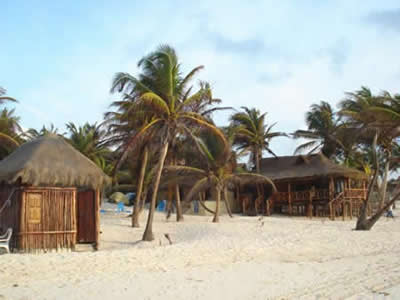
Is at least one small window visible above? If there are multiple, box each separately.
[27,193,42,224]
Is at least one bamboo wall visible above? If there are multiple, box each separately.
[18,187,77,252]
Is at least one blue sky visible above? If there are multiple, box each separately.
[1,1,400,155]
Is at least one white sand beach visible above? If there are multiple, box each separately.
[1,205,400,300]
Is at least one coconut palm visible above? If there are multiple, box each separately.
[230,107,286,172]
[0,87,17,105]
[0,88,19,154]
[163,129,276,222]
[0,108,22,159]
[25,123,64,140]
[110,45,224,241]
[105,91,159,227]
[293,101,342,158]
[339,87,400,230]
[230,107,285,214]
[66,122,111,173]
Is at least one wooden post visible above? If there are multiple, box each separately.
[308,188,313,219]
[342,202,345,221]
[19,189,26,251]
[94,189,100,250]
[72,188,77,250]
[349,199,353,220]
[288,183,292,216]
[329,177,334,220]
[236,184,240,211]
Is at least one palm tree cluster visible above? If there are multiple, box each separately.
[3,46,399,237]
[106,45,278,240]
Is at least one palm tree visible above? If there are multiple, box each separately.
[0,108,22,159]
[339,87,400,230]
[0,88,19,154]
[25,123,64,140]
[230,107,286,173]
[293,101,342,158]
[230,107,285,214]
[0,87,17,104]
[66,122,110,171]
[105,91,158,227]
[163,129,276,222]
[110,45,223,241]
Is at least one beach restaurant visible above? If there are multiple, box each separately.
[261,153,368,219]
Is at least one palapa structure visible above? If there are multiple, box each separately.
[0,135,110,252]
[260,153,368,219]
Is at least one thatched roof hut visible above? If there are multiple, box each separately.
[0,135,110,252]
[0,134,110,188]
[259,153,367,219]
[260,153,367,182]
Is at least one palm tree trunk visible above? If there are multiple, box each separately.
[139,186,148,213]
[255,148,261,174]
[255,148,265,214]
[379,151,391,208]
[132,147,148,227]
[356,131,379,230]
[223,186,233,218]
[166,184,174,219]
[175,184,184,222]
[199,193,216,214]
[213,186,221,223]
[357,189,400,230]
[142,142,169,241]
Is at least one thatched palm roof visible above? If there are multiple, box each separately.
[260,153,367,182]
[0,135,110,189]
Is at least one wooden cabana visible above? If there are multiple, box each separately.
[260,153,368,219]
[0,135,110,252]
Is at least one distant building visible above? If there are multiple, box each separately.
[260,153,368,219]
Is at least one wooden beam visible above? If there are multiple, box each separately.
[349,199,353,219]
[342,202,345,221]
[288,183,292,216]
[19,189,26,250]
[94,189,100,251]
[72,188,76,250]
[308,188,313,219]
[329,177,334,220]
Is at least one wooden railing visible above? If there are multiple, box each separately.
[344,189,365,199]
[274,189,329,203]
[314,189,329,200]
[291,191,310,202]
[274,192,288,202]
[273,188,366,206]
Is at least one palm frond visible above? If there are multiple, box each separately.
[140,92,170,115]
[227,173,276,191]
[294,140,319,155]
[183,177,213,203]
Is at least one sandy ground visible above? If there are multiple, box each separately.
[1,204,400,300]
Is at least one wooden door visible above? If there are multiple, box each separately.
[76,190,96,243]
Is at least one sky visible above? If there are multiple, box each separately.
[1,0,400,156]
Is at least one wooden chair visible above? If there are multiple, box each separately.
[0,228,12,254]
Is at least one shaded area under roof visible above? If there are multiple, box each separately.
[0,135,110,189]
[260,153,367,181]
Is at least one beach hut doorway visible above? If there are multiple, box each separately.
[76,190,96,243]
